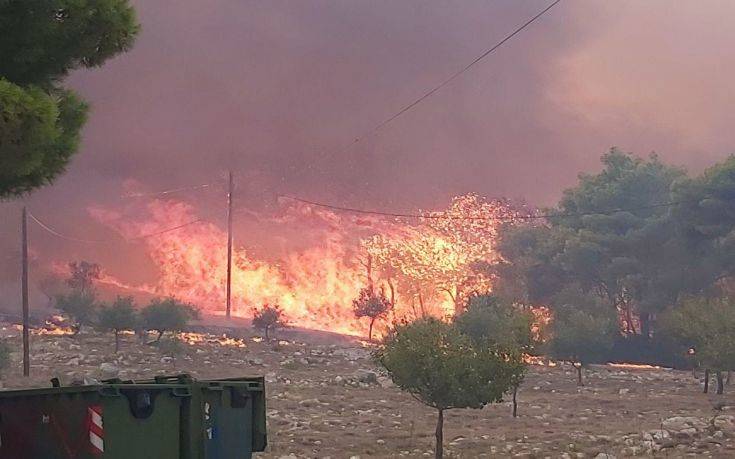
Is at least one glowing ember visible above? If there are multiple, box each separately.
[606,363,666,370]
[179,332,247,347]
[87,193,524,336]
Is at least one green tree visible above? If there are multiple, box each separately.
[455,294,533,417]
[659,296,735,394]
[55,290,98,335]
[352,287,392,342]
[141,298,199,343]
[375,318,523,459]
[498,149,689,337]
[0,0,139,198]
[547,287,617,385]
[98,296,138,353]
[252,304,287,341]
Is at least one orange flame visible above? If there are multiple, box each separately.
[87,194,522,336]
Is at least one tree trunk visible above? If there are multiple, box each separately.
[435,408,444,459]
[575,363,583,386]
[368,317,375,343]
[639,312,651,339]
[704,368,710,393]
[512,385,518,418]
[418,292,427,317]
[264,326,270,341]
[727,370,731,385]
[114,330,120,353]
[155,330,163,343]
[717,371,724,395]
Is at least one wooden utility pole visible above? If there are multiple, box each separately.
[226,171,233,319]
[21,207,29,377]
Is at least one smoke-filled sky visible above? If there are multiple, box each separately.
[3,0,735,295]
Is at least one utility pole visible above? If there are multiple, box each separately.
[21,207,29,377]
[226,171,233,319]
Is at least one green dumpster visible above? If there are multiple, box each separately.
[127,374,267,459]
[0,382,191,458]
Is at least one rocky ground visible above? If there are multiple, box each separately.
[1,323,735,458]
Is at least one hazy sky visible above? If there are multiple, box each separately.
[3,0,735,284]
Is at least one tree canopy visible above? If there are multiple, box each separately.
[0,0,139,198]
[498,149,699,338]
[376,317,524,458]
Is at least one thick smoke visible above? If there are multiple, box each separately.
[2,0,735,312]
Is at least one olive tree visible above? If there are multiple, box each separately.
[375,318,524,458]
[98,296,138,353]
[141,297,199,343]
[660,296,735,394]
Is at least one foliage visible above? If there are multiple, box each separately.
[55,290,98,334]
[0,81,87,197]
[252,304,288,340]
[375,317,524,458]
[352,287,392,341]
[376,317,521,409]
[498,149,691,337]
[140,298,199,341]
[455,294,535,352]
[547,287,617,384]
[0,0,138,198]
[66,261,102,293]
[659,296,735,375]
[98,296,138,352]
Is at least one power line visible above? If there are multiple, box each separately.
[121,183,217,199]
[279,195,693,222]
[28,211,205,244]
[324,0,562,156]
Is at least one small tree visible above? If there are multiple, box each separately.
[352,287,391,342]
[140,297,199,343]
[98,296,138,353]
[376,318,524,459]
[252,304,287,341]
[456,294,533,416]
[55,290,98,335]
[66,261,102,294]
[660,296,735,394]
[548,304,616,386]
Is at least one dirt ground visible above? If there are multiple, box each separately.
[2,323,735,458]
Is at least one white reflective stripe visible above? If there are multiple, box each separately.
[90,432,104,452]
[90,409,103,429]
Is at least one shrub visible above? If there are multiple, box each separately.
[252,304,287,341]
[352,287,392,342]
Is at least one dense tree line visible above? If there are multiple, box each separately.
[497,149,735,377]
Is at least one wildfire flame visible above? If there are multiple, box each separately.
[86,194,523,336]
